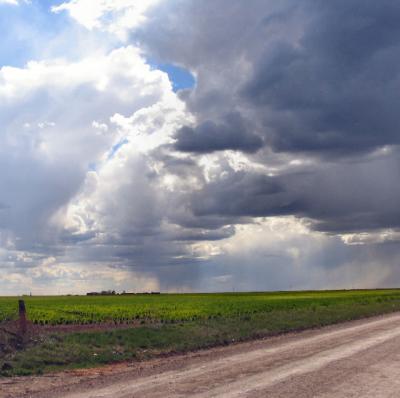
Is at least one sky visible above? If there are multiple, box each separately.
[1,0,400,295]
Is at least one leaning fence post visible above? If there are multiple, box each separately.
[18,299,27,335]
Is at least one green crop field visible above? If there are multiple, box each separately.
[2,289,400,376]
[1,289,400,325]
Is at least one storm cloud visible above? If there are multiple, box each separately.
[174,113,263,154]
[141,0,400,155]
[1,0,400,294]
[137,0,400,234]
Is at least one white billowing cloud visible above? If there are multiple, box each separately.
[61,90,196,270]
[52,0,162,39]
[0,46,166,102]
[0,37,209,293]
[341,230,400,246]
[0,45,178,254]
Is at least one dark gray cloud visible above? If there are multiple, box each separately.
[141,0,400,156]
[191,171,302,218]
[137,0,400,236]
[174,113,263,154]
[169,226,235,242]
[243,0,400,155]
[187,149,400,234]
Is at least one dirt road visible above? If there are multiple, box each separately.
[3,312,400,397]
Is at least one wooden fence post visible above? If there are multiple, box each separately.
[18,300,27,335]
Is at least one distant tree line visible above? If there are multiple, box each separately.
[86,290,160,296]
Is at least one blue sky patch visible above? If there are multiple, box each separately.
[0,0,70,67]
[154,63,196,92]
[108,138,129,160]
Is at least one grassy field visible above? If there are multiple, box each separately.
[2,290,400,325]
[1,289,400,376]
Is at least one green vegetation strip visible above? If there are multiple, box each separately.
[1,290,400,376]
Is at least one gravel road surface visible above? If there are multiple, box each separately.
[3,312,400,397]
